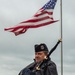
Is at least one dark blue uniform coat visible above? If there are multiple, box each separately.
[18,59,58,75]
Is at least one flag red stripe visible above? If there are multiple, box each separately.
[5,20,58,31]
[35,11,53,17]
[21,16,51,23]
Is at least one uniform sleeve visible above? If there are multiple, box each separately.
[47,62,58,75]
[18,62,35,75]
[18,70,23,75]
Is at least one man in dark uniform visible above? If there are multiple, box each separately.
[19,40,61,75]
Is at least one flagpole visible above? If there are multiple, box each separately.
[60,0,63,75]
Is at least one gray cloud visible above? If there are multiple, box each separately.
[0,0,75,75]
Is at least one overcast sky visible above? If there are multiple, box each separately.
[0,0,75,75]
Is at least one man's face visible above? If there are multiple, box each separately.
[35,51,46,62]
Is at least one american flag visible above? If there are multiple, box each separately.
[4,0,58,36]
